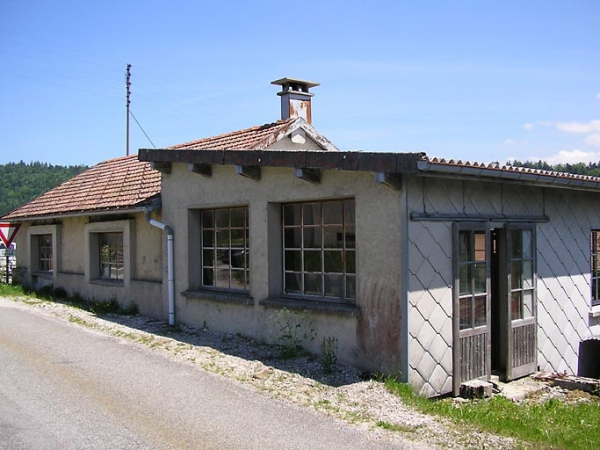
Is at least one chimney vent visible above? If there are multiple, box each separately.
[271,77,319,124]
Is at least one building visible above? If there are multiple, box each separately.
[4,78,600,396]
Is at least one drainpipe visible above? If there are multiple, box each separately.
[144,207,175,325]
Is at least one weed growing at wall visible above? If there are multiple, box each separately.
[320,336,338,373]
[274,308,316,359]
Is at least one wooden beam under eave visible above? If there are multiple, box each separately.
[295,168,321,184]
[375,172,402,190]
[150,161,172,174]
[188,163,212,177]
[235,165,261,181]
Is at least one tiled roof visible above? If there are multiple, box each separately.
[169,118,298,150]
[422,156,600,185]
[2,156,161,220]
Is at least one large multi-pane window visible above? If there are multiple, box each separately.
[458,229,487,330]
[283,199,355,302]
[201,207,249,292]
[37,234,53,272]
[592,230,600,306]
[99,233,124,280]
[509,229,535,320]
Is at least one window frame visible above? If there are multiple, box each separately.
[27,225,59,279]
[282,198,356,304]
[85,220,131,286]
[37,234,53,273]
[591,230,600,306]
[200,206,250,293]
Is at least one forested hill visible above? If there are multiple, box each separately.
[0,161,88,217]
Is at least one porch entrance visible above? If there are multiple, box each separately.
[453,223,537,395]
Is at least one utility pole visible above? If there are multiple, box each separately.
[126,64,131,156]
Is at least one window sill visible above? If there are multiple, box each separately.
[90,279,124,287]
[260,297,361,317]
[182,289,254,306]
[589,305,600,318]
[32,271,53,279]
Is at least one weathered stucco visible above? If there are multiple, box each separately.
[12,213,164,318]
[160,163,407,373]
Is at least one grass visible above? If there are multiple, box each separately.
[385,378,600,450]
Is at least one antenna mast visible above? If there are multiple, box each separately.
[126,64,131,156]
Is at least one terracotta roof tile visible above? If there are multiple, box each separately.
[169,118,297,150]
[2,156,161,220]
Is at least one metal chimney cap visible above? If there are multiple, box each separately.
[271,77,320,93]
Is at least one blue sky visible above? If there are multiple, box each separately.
[1,1,599,167]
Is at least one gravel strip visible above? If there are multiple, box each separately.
[9,296,521,449]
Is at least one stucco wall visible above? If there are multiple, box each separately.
[12,213,164,317]
[161,163,407,373]
[407,175,600,396]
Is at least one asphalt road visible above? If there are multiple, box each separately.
[0,298,418,450]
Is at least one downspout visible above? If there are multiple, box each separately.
[144,205,175,325]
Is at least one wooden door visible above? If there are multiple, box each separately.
[453,223,491,395]
[504,225,537,380]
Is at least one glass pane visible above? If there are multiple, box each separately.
[202,268,214,286]
[511,230,522,259]
[216,269,230,288]
[284,228,301,249]
[202,230,214,247]
[511,291,522,321]
[473,263,486,294]
[593,254,600,276]
[284,272,301,293]
[324,251,343,273]
[474,296,486,327]
[344,199,355,224]
[303,203,321,225]
[216,230,230,247]
[283,204,301,226]
[346,250,356,274]
[522,230,532,259]
[304,251,322,272]
[303,227,321,248]
[459,232,470,262]
[230,250,246,268]
[324,274,343,297]
[202,249,214,267]
[217,249,229,265]
[230,208,245,228]
[284,251,302,272]
[345,225,356,249]
[304,273,322,295]
[230,269,245,290]
[459,264,470,295]
[231,229,245,246]
[346,276,356,299]
[522,290,534,318]
[523,261,533,289]
[323,227,343,248]
[323,201,343,225]
[474,232,486,261]
[459,297,472,330]
[202,210,214,228]
[511,261,522,290]
[216,209,229,228]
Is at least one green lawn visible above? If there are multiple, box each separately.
[385,379,600,450]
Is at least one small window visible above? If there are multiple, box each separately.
[282,199,355,302]
[201,207,249,292]
[592,230,600,306]
[37,234,53,272]
[99,233,123,280]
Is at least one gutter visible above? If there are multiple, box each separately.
[416,160,600,192]
[144,199,175,326]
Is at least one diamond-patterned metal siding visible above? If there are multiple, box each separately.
[407,176,599,397]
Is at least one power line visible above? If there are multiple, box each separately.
[129,110,156,149]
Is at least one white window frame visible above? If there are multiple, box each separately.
[85,220,132,286]
[592,230,600,306]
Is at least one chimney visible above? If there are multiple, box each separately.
[271,77,319,124]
